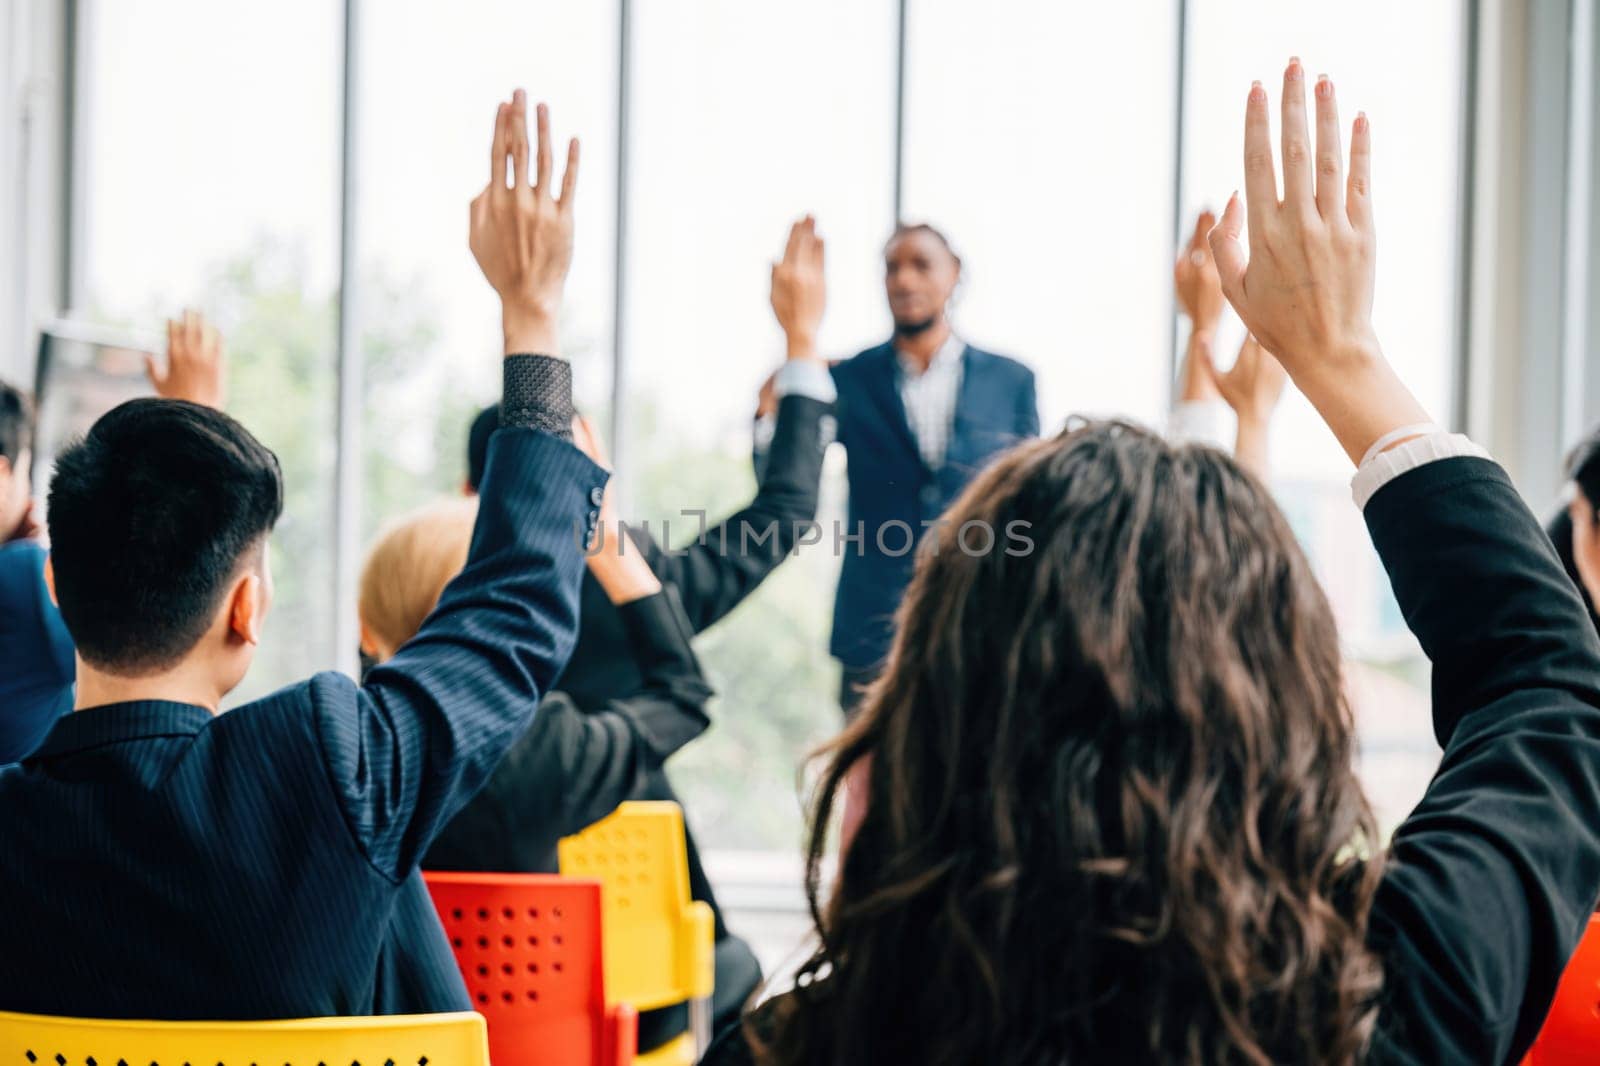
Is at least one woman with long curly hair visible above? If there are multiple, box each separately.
[704,62,1600,1065]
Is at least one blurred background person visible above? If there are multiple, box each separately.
[0,381,71,764]
[759,219,1038,716]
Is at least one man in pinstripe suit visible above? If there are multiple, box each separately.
[0,91,600,1019]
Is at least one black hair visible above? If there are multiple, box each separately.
[0,380,32,464]
[1548,425,1600,634]
[466,403,499,493]
[47,398,283,674]
[885,222,962,269]
[1570,430,1600,512]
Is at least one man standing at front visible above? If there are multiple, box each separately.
[767,220,1039,714]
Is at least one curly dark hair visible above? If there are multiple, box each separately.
[752,421,1386,1065]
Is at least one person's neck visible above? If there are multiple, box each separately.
[74,656,223,714]
[893,317,952,373]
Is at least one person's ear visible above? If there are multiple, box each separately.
[227,572,265,647]
[358,619,388,662]
[42,555,57,606]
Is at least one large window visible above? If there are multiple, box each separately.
[71,0,1468,846]
[1182,0,1467,827]
[355,0,619,535]
[623,0,899,851]
[902,0,1179,430]
[80,0,342,703]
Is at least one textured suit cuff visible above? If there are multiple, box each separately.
[502,354,574,441]
[1352,432,1490,510]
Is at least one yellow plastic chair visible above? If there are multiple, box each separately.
[559,801,715,1066]
[0,1010,489,1064]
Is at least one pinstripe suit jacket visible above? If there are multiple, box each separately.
[0,427,606,1019]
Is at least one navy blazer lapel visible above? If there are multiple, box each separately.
[947,344,987,467]
[862,342,921,461]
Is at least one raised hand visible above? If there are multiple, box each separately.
[1208,60,1431,465]
[1200,333,1287,428]
[1174,209,1224,332]
[3,500,41,544]
[1196,333,1286,480]
[147,309,226,408]
[469,90,579,357]
[770,216,827,362]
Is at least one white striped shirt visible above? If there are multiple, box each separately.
[896,332,965,469]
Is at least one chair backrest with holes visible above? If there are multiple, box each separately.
[1524,913,1600,1065]
[424,871,635,1066]
[557,801,713,1012]
[0,1010,488,1065]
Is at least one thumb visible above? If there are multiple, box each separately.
[144,352,164,389]
[1208,191,1248,308]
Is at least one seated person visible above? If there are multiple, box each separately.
[360,446,713,878]
[0,382,73,763]
[461,218,836,1046]
[0,92,607,1018]
[0,313,233,764]
[706,63,1600,1065]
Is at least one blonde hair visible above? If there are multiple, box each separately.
[358,497,478,661]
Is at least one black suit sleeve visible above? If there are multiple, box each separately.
[644,391,832,634]
[497,586,714,842]
[315,355,605,880]
[1363,457,1600,1063]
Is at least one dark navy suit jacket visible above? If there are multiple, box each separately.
[0,427,606,1019]
[0,539,75,763]
[829,341,1037,668]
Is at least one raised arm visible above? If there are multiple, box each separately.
[654,216,836,632]
[1169,211,1233,451]
[550,584,713,835]
[1199,333,1286,481]
[1207,65,1430,464]
[1215,61,1600,1063]
[319,92,606,879]
[464,559,713,848]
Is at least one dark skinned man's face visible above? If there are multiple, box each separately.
[884,230,959,333]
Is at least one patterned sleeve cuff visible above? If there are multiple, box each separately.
[501,354,574,441]
[1351,431,1491,510]
[774,359,838,404]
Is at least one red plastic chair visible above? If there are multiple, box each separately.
[426,871,636,1066]
[1524,913,1600,1064]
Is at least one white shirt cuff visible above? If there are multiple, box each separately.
[1351,431,1490,510]
[774,359,837,404]
[1168,399,1232,450]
